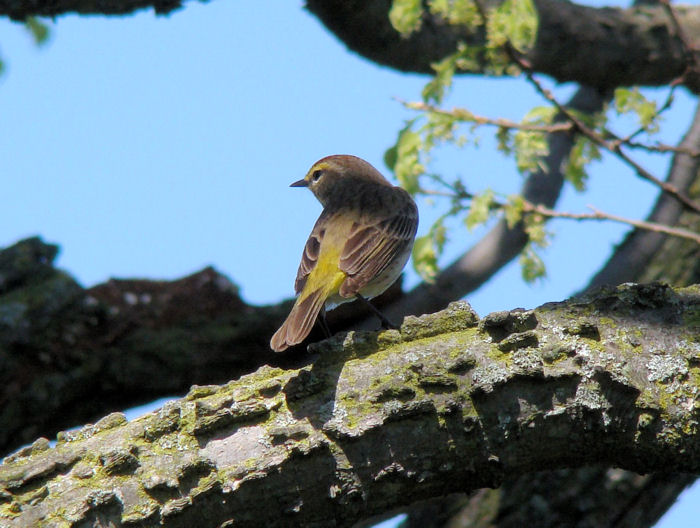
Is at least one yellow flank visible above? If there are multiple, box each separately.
[297,218,348,303]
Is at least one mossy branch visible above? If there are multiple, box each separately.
[2,283,700,527]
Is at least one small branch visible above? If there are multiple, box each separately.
[523,202,700,245]
[521,67,700,214]
[402,100,573,134]
[406,96,700,158]
[623,139,700,158]
[421,185,700,246]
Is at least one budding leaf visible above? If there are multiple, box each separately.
[387,121,425,194]
[519,244,546,282]
[514,129,548,174]
[565,137,600,191]
[429,0,480,26]
[465,189,495,230]
[504,194,525,228]
[389,0,423,35]
[613,87,660,133]
[413,234,439,282]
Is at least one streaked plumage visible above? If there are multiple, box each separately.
[270,155,418,352]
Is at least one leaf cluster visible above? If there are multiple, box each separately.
[387,0,679,285]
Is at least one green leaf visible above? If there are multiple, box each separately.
[519,244,546,282]
[389,0,423,35]
[523,214,548,247]
[484,0,538,74]
[422,53,456,104]
[423,111,458,148]
[613,87,660,133]
[523,105,556,125]
[25,17,50,46]
[388,121,425,194]
[504,194,524,228]
[564,137,601,191]
[496,126,513,155]
[412,234,439,282]
[513,129,549,174]
[487,0,538,52]
[432,217,448,253]
[465,189,495,230]
[428,0,480,26]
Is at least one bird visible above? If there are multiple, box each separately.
[270,154,419,352]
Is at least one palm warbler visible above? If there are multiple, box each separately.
[270,155,419,352]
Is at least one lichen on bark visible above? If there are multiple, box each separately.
[1,283,699,527]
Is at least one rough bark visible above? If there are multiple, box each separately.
[0,237,400,455]
[2,283,700,527]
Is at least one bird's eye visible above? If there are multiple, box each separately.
[312,169,323,182]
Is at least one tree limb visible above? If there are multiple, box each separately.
[2,283,700,527]
[0,237,310,455]
[586,101,700,290]
[306,0,700,93]
[1,1,699,92]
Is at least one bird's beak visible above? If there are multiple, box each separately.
[290,178,308,188]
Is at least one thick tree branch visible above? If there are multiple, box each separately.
[0,237,311,455]
[305,0,700,93]
[1,2,698,92]
[2,283,700,527]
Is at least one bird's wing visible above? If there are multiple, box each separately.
[338,198,418,297]
[293,209,330,295]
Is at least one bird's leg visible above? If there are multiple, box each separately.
[317,306,332,338]
[355,294,398,330]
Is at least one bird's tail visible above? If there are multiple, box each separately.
[270,288,327,352]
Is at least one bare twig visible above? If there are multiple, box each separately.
[523,202,700,245]
[422,185,700,246]
[402,100,572,134]
[624,140,700,157]
[521,68,700,214]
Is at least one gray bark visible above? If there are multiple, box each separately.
[2,283,700,527]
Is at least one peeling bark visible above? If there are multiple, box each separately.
[2,283,700,527]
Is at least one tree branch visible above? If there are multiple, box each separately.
[1,2,698,92]
[2,283,700,527]
[0,237,310,455]
[520,66,700,214]
[586,101,700,290]
[525,202,700,245]
[304,0,700,93]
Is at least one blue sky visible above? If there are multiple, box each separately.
[1,0,698,524]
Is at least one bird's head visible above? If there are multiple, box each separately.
[290,155,390,207]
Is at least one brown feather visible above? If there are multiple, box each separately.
[338,196,418,297]
[270,288,327,352]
